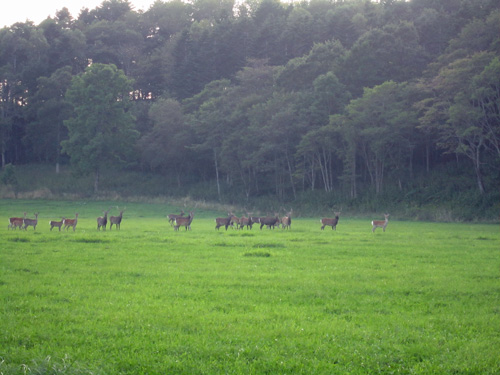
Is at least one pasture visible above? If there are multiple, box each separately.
[1,199,499,374]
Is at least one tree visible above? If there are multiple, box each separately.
[25,66,73,172]
[62,63,138,193]
[344,81,418,194]
[138,98,192,186]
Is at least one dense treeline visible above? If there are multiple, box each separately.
[1,0,499,219]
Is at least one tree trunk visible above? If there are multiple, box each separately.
[214,149,221,201]
[94,169,99,194]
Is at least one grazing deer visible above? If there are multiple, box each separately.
[321,211,341,230]
[281,209,293,230]
[109,208,125,230]
[49,217,65,231]
[259,214,280,230]
[63,213,79,231]
[97,210,110,231]
[215,213,233,231]
[8,212,26,230]
[174,212,194,231]
[372,214,390,232]
[23,213,39,230]
[168,210,185,226]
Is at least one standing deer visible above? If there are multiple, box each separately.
[174,212,194,231]
[321,211,341,230]
[8,212,26,230]
[23,213,39,230]
[230,215,241,229]
[281,209,293,230]
[372,214,390,232]
[259,214,280,230]
[249,216,260,229]
[63,213,79,231]
[50,217,65,231]
[168,210,185,226]
[109,208,125,230]
[215,213,233,231]
[97,210,110,231]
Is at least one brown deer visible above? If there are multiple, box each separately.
[109,208,125,230]
[249,216,260,229]
[174,212,194,231]
[238,216,250,230]
[372,214,390,232]
[63,213,79,231]
[281,209,293,230]
[167,210,185,226]
[321,211,341,230]
[49,217,65,231]
[230,215,241,229]
[8,212,26,230]
[215,213,233,231]
[259,214,280,230]
[97,209,110,231]
[23,213,39,230]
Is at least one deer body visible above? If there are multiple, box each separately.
[168,210,185,226]
[215,214,233,231]
[249,217,260,229]
[109,210,124,230]
[8,212,26,230]
[238,216,250,229]
[97,210,109,231]
[372,214,390,232]
[321,212,341,230]
[50,218,65,231]
[63,213,79,231]
[230,215,240,229]
[174,212,194,231]
[260,215,280,230]
[23,213,39,230]
[281,209,293,230]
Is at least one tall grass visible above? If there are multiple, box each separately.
[1,199,499,374]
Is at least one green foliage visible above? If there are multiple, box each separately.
[0,200,499,374]
[62,63,139,193]
[0,163,17,186]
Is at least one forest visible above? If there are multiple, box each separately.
[0,0,499,220]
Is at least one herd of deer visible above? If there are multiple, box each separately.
[7,208,125,232]
[8,208,390,233]
[167,209,390,232]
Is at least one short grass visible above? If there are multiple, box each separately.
[1,199,499,374]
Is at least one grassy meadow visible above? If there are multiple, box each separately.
[0,199,499,374]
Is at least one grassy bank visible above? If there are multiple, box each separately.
[1,199,499,374]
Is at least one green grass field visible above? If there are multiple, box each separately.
[1,199,499,374]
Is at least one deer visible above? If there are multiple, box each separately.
[109,208,125,230]
[63,213,79,231]
[215,213,233,231]
[249,216,260,229]
[281,208,293,230]
[259,214,280,230]
[321,211,341,230]
[97,209,110,231]
[8,212,26,230]
[174,212,194,231]
[230,215,241,229]
[49,217,65,231]
[372,214,390,232]
[23,213,39,230]
[167,210,185,226]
